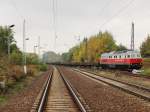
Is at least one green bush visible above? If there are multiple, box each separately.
[38,64,48,71]
[26,53,39,65]
[10,51,22,65]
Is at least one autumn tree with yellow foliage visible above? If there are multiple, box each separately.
[62,31,127,63]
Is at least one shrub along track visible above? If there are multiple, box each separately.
[59,66,150,112]
[0,66,53,112]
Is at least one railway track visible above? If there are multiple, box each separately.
[94,68,150,79]
[73,68,150,101]
[31,66,87,112]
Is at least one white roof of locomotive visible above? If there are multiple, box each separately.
[101,50,140,57]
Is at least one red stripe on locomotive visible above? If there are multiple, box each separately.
[100,58,143,65]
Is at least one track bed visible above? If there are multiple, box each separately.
[44,67,80,112]
[59,66,150,112]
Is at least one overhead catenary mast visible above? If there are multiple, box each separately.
[23,19,27,74]
[131,22,134,50]
[38,36,40,57]
[52,0,57,50]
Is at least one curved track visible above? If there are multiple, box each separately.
[73,68,150,101]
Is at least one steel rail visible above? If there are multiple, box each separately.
[37,70,53,112]
[73,68,150,101]
[101,69,150,79]
[78,69,150,92]
[57,67,87,112]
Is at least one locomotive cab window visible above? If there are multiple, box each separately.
[128,55,130,58]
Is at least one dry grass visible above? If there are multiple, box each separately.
[142,58,150,76]
[143,58,150,68]
[0,55,40,92]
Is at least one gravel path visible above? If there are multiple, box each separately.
[60,67,150,112]
[0,68,52,112]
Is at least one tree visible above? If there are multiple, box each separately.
[10,43,20,53]
[116,44,127,51]
[83,31,117,62]
[0,26,14,54]
[66,31,118,62]
[140,35,150,57]
[61,52,71,62]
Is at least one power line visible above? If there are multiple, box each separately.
[98,0,112,16]
[99,0,135,29]
[52,0,58,49]
[8,0,24,20]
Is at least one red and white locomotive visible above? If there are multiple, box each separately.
[99,50,143,69]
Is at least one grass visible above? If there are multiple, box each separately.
[144,58,150,62]
[0,76,34,105]
[0,96,7,104]
[141,68,150,76]
[0,67,43,106]
[0,56,43,105]
[7,79,26,93]
[141,58,150,76]
[0,80,26,105]
[38,64,48,71]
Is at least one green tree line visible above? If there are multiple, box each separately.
[0,26,39,65]
[140,35,150,57]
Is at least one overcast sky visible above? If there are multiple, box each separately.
[0,0,150,54]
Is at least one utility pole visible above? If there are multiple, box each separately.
[131,22,134,50]
[38,36,40,57]
[34,45,37,54]
[23,19,27,74]
[84,37,88,62]
[38,36,41,63]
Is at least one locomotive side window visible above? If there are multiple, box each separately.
[137,54,141,58]
[128,55,130,58]
[132,54,135,58]
[119,55,121,58]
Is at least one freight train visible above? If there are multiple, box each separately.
[99,50,143,69]
[51,50,143,70]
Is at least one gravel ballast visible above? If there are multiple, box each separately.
[86,69,150,88]
[60,67,150,112]
[0,69,52,112]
